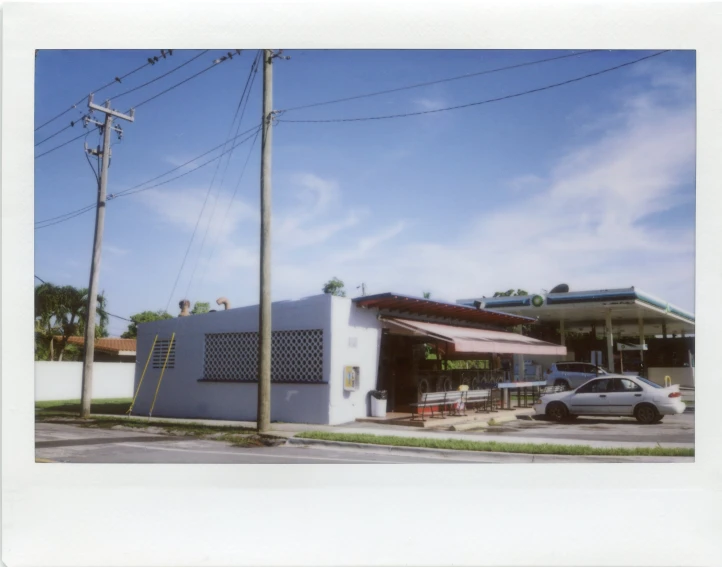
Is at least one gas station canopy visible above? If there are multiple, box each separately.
[457,287,695,336]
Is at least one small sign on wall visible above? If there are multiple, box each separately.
[343,366,360,391]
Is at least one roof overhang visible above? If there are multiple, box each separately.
[355,292,534,328]
[382,317,567,356]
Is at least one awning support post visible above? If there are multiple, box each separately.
[559,319,566,347]
[638,315,645,368]
[606,310,615,373]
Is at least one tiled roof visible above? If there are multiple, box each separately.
[53,336,136,354]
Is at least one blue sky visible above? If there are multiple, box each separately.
[34,49,696,336]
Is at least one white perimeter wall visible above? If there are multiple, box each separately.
[131,294,337,424]
[35,362,135,401]
[328,296,383,425]
[648,367,695,388]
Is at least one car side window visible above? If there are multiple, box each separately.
[566,363,582,373]
[556,363,570,372]
[576,379,612,394]
[615,378,643,392]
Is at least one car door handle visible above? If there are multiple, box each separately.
[599,395,606,398]
[634,394,642,397]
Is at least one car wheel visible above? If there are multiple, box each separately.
[652,415,664,423]
[553,379,570,391]
[546,402,568,422]
[634,404,659,424]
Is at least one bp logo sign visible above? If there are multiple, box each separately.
[531,295,544,307]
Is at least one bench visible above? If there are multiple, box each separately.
[465,389,494,413]
[410,389,496,421]
[410,391,463,421]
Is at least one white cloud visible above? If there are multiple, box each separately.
[387,80,696,310]
[331,221,407,263]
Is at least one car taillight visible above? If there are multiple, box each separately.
[668,392,681,398]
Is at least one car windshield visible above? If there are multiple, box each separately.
[637,377,663,389]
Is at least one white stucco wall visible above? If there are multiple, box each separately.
[35,362,135,401]
[647,367,695,388]
[327,296,383,425]
[130,294,340,424]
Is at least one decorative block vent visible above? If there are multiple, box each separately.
[203,329,323,382]
[152,339,176,369]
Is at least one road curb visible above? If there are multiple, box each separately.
[285,436,692,462]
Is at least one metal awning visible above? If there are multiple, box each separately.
[382,317,567,356]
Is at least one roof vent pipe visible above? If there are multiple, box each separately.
[179,299,191,317]
[216,297,231,310]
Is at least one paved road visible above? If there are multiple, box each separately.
[34,423,492,463]
[35,422,690,463]
[462,412,695,444]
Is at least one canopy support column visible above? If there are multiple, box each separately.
[559,319,566,347]
[606,310,615,373]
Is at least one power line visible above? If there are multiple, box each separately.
[34,54,159,132]
[35,127,100,159]
[34,123,263,229]
[35,204,98,230]
[280,49,600,113]
[193,127,261,296]
[112,50,210,101]
[36,52,239,160]
[185,52,262,299]
[111,126,261,200]
[35,51,209,149]
[165,54,260,313]
[280,50,670,124]
[129,55,235,111]
[34,274,131,322]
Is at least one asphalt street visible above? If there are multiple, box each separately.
[465,412,694,444]
[36,422,692,463]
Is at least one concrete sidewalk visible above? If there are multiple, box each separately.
[92,413,694,449]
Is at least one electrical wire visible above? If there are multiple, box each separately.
[34,123,262,228]
[164,54,259,312]
[36,51,208,149]
[128,55,235,111]
[111,50,210,101]
[36,52,238,160]
[192,127,261,295]
[280,50,670,123]
[184,52,262,299]
[110,126,261,200]
[280,49,600,112]
[35,57,155,132]
[34,205,98,229]
[35,127,99,159]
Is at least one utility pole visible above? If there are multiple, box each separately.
[257,50,274,433]
[80,96,134,418]
[257,50,289,433]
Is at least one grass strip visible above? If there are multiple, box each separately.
[296,431,694,457]
[36,398,133,416]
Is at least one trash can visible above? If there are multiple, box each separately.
[370,390,388,418]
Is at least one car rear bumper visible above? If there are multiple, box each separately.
[656,399,686,415]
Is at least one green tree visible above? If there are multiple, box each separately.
[322,277,346,297]
[191,301,210,315]
[422,291,431,299]
[34,283,108,361]
[121,310,173,338]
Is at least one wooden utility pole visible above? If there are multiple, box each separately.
[257,50,274,433]
[80,96,134,418]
